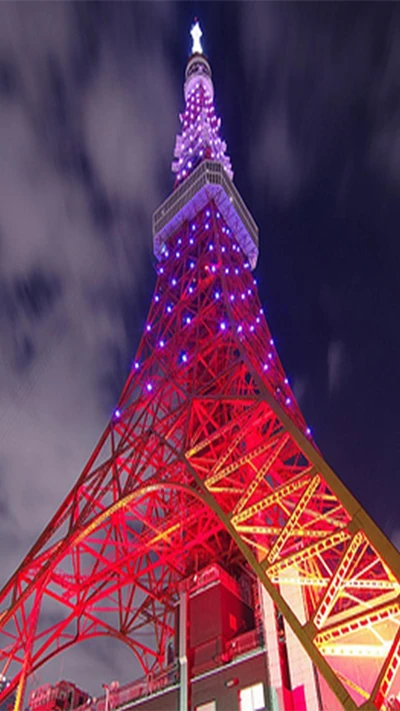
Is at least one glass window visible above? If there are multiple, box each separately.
[239,683,265,711]
[196,702,216,711]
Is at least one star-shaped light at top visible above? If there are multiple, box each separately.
[190,21,203,55]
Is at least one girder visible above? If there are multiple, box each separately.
[0,199,399,711]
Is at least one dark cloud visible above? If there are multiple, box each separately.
[0,1,179,691]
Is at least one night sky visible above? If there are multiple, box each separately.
[0,0,399,694]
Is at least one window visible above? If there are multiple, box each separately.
[239,683,265,711]
[196,702,216,711]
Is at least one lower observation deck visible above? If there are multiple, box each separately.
[153,160,259,269]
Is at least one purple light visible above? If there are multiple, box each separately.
[256,317,260,324]
[167,305,172,313]
[225,267,230,274]
[263,364,269,371]
[235,269,239,275]
[215,291,221,299]
[146,383,153,392]
[211,265,217,273]
[250,325,255,332]
[159,340,165,348]
[284,378,289,385]
[306,427,312,435]
[186,316,191,324]
[220,322,227,331]
[159,267,164,274]
[189,238,194,245]
[171,279,177,286]
[221,246,226,253]
[241,293,246,300]
[270,338,274,345]
[286,398,291,405]
[230,294,235,301]
[134,362,140,370]
[181,353,188,363]
[190,262,195,269]
[154,295,160,302]
[208,244,214,251]
[146,324,152,332]
[237,325,243,333]
[268,353,272,359]
[114,409,121,419]
[176,251,181,258]
[191,224,196,231]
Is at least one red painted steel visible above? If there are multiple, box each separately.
[0,40,399,711]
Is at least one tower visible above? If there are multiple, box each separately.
[0,20,399,711]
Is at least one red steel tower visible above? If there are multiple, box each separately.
[1,21,400,711]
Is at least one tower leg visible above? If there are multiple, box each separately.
[13,591,42,711]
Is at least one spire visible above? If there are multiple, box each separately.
[172,21,233,186]
[190,20,203,54]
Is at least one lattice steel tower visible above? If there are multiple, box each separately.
[1,22,399,711]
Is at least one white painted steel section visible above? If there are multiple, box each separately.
[280,567,322,711]
[179,589,188,711]
[258,583,284,711]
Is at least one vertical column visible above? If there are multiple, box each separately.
[258,581,285,711]
[179,588,189,711]
[279,568,322,711]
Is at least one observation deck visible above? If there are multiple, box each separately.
[153,160,259,269]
